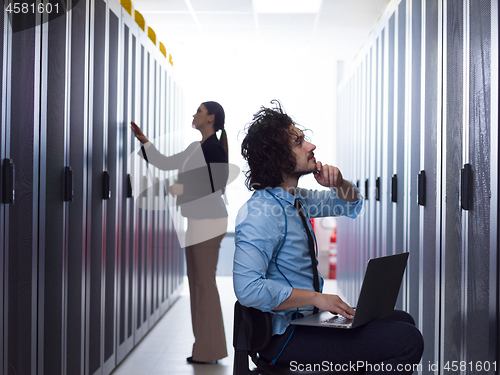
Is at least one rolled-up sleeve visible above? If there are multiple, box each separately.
[233,204,293,312]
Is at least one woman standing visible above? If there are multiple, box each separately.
[131,101,228,364]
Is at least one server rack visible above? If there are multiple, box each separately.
[337,0,499,374]
[441,0,498,371]
[1,0,185,373]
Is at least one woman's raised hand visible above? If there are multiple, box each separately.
[130,121,149,144]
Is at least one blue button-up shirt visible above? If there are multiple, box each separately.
[233,186,363,335]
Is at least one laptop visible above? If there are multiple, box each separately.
[289,252,409,329]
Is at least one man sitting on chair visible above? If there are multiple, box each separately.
[233,101,423,374]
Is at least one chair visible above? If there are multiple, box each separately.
[233,301,352,375]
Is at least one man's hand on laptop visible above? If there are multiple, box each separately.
[274,289,355,319]
[314,293,355,319]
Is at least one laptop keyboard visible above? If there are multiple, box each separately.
[322,315,353,324]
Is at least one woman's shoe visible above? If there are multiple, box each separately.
[186,356,218,365]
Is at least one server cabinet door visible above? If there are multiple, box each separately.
[465,0,497,368]
[6,11,40,375]
[176,84,184,290]
[352,69,362,302]
[363,52,372,295]
[127,26,138,353]
[167,80,177,295]
[142,48,152,335]
[87,0,107,373]
[172,83,183,292]
[103,3,120,374]
[40,8,70,375]
[147,54,158,328]
[393,0,407,311]
[116,10,135,364]
[134,41,148,344]
[369,42,379,262]
[156,65,166,314]
[377,30,386,259]
[66,0,91,374]
[385,13,396,261]
[357,56,369,303]
[167,74,175,300]
[157,65,169,314]
[441,0,466,368]
[418,1,442,372]
[406,0,422,329]
[162,71,174,311]
[352,67,362,303]
[337,70,359,303]
[150,56,161,326]
[132,39,144,346]
[155,59,165,322]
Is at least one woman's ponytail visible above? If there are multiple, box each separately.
[220,128,229,162]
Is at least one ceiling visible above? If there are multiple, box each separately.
[131,0,390,61]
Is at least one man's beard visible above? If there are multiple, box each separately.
[293,165,317,179]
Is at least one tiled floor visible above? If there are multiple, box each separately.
[111,276,342,375]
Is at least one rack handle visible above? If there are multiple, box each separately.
[2,159,15,205]
[461,164,472,210]
[126,174,133,198]
[391,174,397,203]
[418,170,426,206]
[63,166,74,202]
[103,171,111,200]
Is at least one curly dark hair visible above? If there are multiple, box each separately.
[241,100,304,190]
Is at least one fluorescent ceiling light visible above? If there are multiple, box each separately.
[253,0,322,14]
